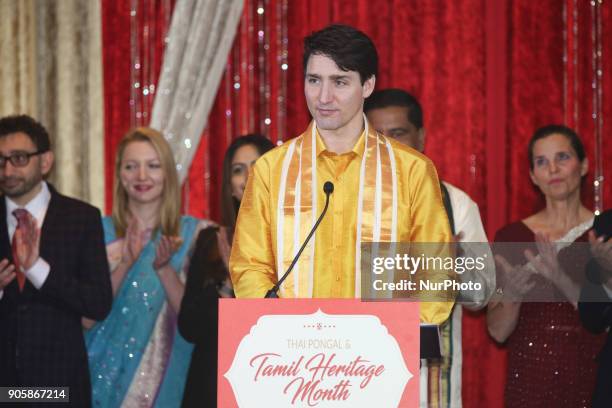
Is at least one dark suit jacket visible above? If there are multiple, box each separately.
[0,184,112,407]
[579,209,612,407]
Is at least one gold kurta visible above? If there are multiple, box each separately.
[229,123,454,324]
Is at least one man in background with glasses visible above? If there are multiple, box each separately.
[0,115,111,407]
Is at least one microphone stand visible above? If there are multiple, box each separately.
[265,182,334,298]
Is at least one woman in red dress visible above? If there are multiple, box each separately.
[487,125,604,407]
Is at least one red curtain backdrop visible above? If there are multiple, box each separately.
[101,0,132,212]
[100,4,612,241]
[101,0,176,213]
[284,0,488,210]
[506,0,612,221]
[101,1,612,407]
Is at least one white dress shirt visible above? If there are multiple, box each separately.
[0,182,51,299]
[444,181,496,307]
[420,182,494,408]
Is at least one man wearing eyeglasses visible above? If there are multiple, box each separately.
[0,115,111,407]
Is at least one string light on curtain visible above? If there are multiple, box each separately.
[592,0,604,213]
[257,0,271,135]
[562,0,580,128]
[129,0,141,126]
[192,0,288,221]
[469,154,477,181]
[221,0,288,144]
[277,0,288,144]
[140,1,150,122]
[129,0,173,128]
[563,0,605,213]
[562,1,569,124]
[247,0,255,132]
[572,0,579,127]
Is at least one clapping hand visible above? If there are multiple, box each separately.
[453,231,465,242]
[523,232,562,282]
[14,211,40,270]
[495,254,536,301]
[0,259,16,290]
[121,217,145,267]
[153,236,179,270]
[453,231,465,257]
[525,232,579,305]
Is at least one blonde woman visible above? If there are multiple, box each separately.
[86,128,206,407]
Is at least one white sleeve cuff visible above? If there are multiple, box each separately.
[25,258,50,289]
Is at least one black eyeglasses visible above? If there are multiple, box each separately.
[0,151,46,168]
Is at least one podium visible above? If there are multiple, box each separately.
[218,299,438,407]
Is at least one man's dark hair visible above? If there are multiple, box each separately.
[364,89,424,129]
[303,24,378,84]
[0,114,51,152]
[528,124,585,170]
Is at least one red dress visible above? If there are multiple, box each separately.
[495,221,604,408]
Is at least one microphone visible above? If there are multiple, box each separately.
[265,181,334,298]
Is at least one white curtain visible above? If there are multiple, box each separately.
[0,0,105,209]
[150,0,244,183]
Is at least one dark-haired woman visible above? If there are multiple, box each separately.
[487,125,604,407]
[178,134,274,407]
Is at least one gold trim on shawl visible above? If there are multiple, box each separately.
[277,117,398,298]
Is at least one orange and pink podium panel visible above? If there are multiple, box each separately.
[218,299,420,407]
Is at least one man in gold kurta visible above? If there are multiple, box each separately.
[229,24,454,324]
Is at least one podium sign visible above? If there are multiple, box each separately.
[218,299,419,407]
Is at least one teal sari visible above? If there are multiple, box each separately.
[86,216,200,407]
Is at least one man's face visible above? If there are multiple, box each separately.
[366,105,424,152]
[0,132,52,203]
[304,53,375,134]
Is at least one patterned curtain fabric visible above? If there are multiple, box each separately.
[150,0,244,184]
[0,0,105,210]
[0,0,37,116]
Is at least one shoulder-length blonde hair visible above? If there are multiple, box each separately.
[112,127,181,238]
